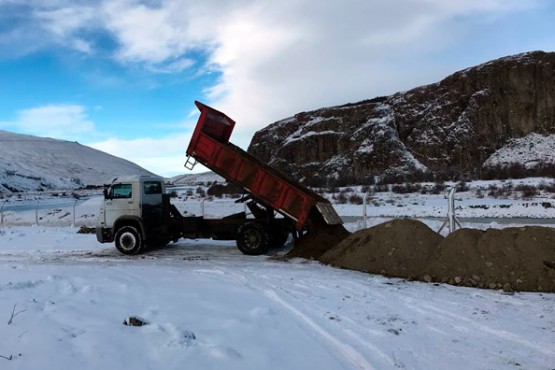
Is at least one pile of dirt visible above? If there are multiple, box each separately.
[427,227,555,292]
[319,219,443,279]
[291,218,555,293]
[287,223,350,260]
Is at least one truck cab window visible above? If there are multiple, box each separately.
[144,181,162,194]
[110,183,132,198]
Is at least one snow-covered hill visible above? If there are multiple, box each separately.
[0,130,156,193]
[169,171,225,186]
[484,132,555,169]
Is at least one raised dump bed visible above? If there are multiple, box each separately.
[186,101,342,230]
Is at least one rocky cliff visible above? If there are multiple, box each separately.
[248,51,555,184]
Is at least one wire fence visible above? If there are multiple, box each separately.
[0,198,97,227]
[1,190,554,232]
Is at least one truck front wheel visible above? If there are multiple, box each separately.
[115,226,144,255]
[236,222,270,255]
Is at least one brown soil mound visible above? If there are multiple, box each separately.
[428,226,555,292]
[287,223,350,260]
[315,219,555,292]
[320,219,443,279]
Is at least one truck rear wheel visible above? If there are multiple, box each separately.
[236,222,270,255]
[115,226,144,255]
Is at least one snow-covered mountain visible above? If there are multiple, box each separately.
[168,171,224,186]
[0,130,156,193]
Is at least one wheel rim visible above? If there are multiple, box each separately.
[120,232,137,251]
[243,229,262,250]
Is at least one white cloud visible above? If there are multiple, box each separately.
[87,133,195,177]
[1,104,96,140]
[102,1,185,63]
[33,5,96,53]
[200,0,543,133]
[1,0,548,153]
[91,0,545,148]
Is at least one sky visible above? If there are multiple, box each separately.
[0,0,554,177]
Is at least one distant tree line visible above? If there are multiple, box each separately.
[298,161,555,187]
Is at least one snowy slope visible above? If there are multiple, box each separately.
[484,132,555,168]
[0,130,156,192]
[169,171,225,186]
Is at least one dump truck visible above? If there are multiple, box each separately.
[96,101,343,255]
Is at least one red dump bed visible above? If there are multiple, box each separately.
[186,101,342,230]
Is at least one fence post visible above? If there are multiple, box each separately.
[438,188,462,234]
[448,187,455,232]
[0,202,5,226]
[35,200,40,226]
[72,200,77,227]
[362,190,369,229]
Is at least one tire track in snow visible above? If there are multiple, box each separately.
[402,297,555,357]
[263,288,379,370]
[224,268,402,370]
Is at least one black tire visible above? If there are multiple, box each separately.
[236,222,271,255]
[115,226,144,255]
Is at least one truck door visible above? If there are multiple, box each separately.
[141,180,164,229]
[104,182,140,226]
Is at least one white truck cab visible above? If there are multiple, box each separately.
[96,175,167,254]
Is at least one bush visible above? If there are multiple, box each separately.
[538,181,555,193]
[391,183,422,194]
[360,185,372,194]
[456,181,470,192]
[196,186,207,197]
[327,185,340,194]
[431,182,446,194]
[333,190,348,204]
[487,184,514,198]
[515,184,539,198]
[506,163,527,179]
[206,183,242,198]
[481,161,555,180]
[373,184,389,193]
[349,194,363,205]
[536,162,555,178]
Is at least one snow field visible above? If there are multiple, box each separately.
[1,179,555,369]
[0,228,554,370]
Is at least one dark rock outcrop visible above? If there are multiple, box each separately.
[248,51,555,184]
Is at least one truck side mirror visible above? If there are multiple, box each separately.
[103,188,111,199]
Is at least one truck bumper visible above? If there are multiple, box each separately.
[96,227,114,243]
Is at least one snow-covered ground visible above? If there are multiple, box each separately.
[1,183,554,369]
[1,227,554,370]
